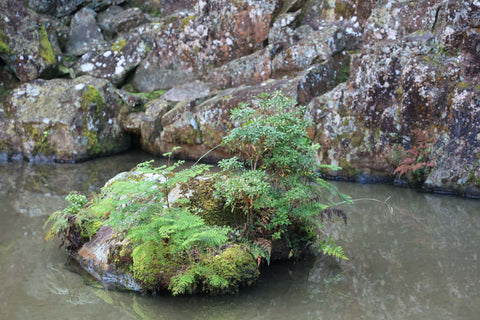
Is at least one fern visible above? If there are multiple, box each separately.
[320,236,349,260]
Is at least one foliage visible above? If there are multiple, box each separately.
[394,129,434,179]
[320,236,349,260]
[216,91,351,261]
[44,192,100,248]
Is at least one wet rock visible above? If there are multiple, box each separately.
[7,75,130,162]
[75,35,147,86]
[66,7,105,56]
[0,0,59,82]
[75,225,141,291]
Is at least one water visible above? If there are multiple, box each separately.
[1,152,479,320]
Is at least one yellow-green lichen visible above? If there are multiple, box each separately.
[85,130,102,154]
[111,38,127,54]
[180,15,195,30]
[81,85,105,117]
[0,28,11,54]
[39,25,56,64]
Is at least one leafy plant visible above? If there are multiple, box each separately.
[394,129,434,179]
[216,91,351,261]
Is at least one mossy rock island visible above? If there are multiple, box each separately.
[45,92,350,295]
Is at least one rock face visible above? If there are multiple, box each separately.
[0,0,479,196]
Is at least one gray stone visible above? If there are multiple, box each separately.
[66,7,105,56]
[75,35,147,86]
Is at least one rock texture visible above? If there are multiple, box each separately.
[0,0,479,196]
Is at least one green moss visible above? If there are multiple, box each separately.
[0,29,11,54]
[183,178,241,227]
[127,90,167,102]
[193,45,200,55]
[81,85,105,117]
[334,1,355,19]
[180,15,195,30]
[39,25,56,64]
[338,158,358,179]
[455,82,473,90]
[85,130,102,154]
[396,85,404,96]
[111,38,127,54]
[350,131,365,148]
[201,245,259,294]
[131,242,183,291]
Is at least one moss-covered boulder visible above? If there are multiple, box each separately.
[6,75,130,162]
[47,165,265,295]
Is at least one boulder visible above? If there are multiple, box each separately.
[75,35,147,86]
[66,7,105,56]
[0,0,59,82]
[7,75,130,162]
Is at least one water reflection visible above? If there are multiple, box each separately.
[0,153,479,320]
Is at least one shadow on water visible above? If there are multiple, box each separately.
[1,152,479,320]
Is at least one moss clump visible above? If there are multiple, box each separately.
[131,242,183,292]
[183,177,242,227]
[111,38,127,54]
[39,25,56,64]
[0,29,11,54]
[81,85,105,117]
[201,245,259,294]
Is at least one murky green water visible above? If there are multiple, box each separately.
[1,152,479,320]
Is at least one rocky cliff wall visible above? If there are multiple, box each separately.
[0,0,479,197]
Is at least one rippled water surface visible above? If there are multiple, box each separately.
[1,152,479,320]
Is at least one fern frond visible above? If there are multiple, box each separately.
[320,236,349,260]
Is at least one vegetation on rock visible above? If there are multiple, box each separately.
[45,92,351,295]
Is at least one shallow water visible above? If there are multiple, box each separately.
[1,152,479,320]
